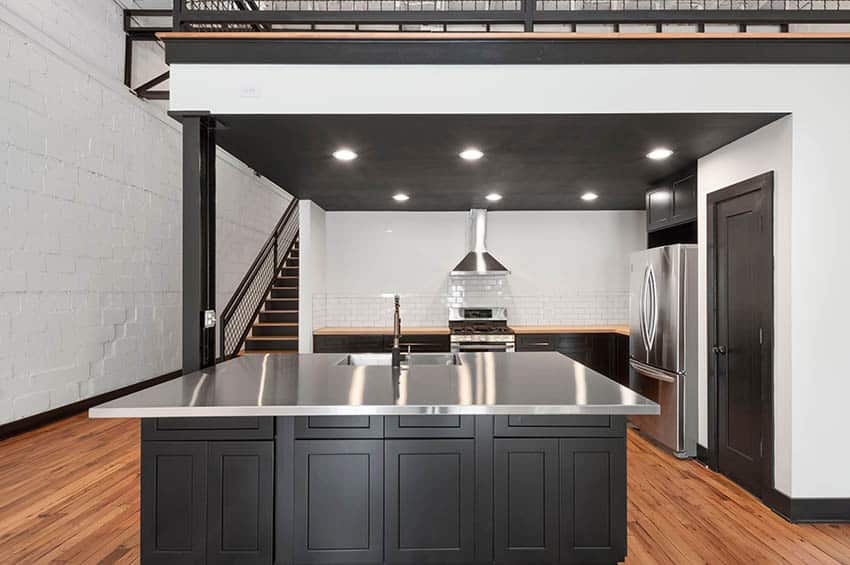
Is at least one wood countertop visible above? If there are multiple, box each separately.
[511,325,630,336]
[314,327,450,336]
[314,326,629,336]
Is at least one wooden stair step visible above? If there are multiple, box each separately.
[245,336,298,341]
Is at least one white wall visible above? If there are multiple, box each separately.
[324,212,466,295]
[320,210,644,326]
[170,63,850,498]
[325,210,645,295]
[298,201,326,352]
[0,1,290,425]
[697,116,793,495]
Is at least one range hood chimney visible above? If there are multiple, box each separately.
[450,209,510,276]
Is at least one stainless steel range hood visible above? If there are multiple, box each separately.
[450,209,510,276]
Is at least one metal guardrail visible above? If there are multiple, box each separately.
[173,0,850,31]
[219,199,299,360]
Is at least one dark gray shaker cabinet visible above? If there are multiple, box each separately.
[142,415,627,565]
[140,419,274,565]
[293,439,384,564]
[384,439,476,563]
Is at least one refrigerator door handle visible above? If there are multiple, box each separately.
[648,265,658,350]
[640,266,652,352]
[630,359,678,384]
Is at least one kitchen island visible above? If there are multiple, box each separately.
[90,352,657,565]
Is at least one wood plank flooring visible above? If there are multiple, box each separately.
[1,414,848,564]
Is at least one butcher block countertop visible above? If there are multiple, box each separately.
[314,327,451,335]
[314,326,629,336]
[511,325,630,337]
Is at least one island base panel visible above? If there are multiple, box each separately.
[140,415,627,565]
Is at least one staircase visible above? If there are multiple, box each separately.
[243,238,300,354]
[219,199,299,361]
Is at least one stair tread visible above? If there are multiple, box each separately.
[254,322,298,327]
[245,335,298,341]
[272,287,298,291]
[240,350,299,355]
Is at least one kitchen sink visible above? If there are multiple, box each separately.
[336,353,462,367]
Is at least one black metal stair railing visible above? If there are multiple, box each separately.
[174,0,850,32]
[219,198,299,361]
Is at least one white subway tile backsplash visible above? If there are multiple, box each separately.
[314,274,629,327]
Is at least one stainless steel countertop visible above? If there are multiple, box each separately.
[88,352,660,418]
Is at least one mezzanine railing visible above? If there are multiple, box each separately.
[173,0,850,32]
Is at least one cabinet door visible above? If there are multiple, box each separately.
[494,415,619,438]
[646,187,673,231]
[385,415,474,438]
[493,439,559,564]
[207,442,274,565]
[670,173,697,225]
[385,440,476,564]
[141,441,207,564]
[515,334,556,352]
[294,440,383,564]
[555,334,595,367]
[392,334,451,353]
[313,335,385,353]
[143,417,273,441]
[560,438,627,564]
[295,415,383,439]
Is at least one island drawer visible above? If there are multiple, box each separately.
[141,417,274,440]
[384,415,474,438]
[494,415,625,438]
[295,416,384,439]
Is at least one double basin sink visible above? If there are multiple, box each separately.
[336,353,462,367]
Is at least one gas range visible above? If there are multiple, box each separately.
[449,307,516,352]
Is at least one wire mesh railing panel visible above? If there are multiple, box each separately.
[534,0,850,9]
[220,201,299,360]
[186,0,523,10]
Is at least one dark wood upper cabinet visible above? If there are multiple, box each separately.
[647,171,698,233]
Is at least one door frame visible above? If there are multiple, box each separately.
[706,171,775,499]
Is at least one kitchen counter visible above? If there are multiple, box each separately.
[313,326,629,336]
[511,325,630,336]
[89,351,656,418]
[97,351,656,565]
[314,326,450,335]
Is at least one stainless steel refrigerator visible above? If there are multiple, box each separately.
[628,244,698,458]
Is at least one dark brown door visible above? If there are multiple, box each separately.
[708,172,773,498]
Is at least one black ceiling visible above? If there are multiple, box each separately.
[214,113,784,211]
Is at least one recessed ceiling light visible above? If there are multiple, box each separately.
[485,193,502,202]
[581,192,599,202]
[332,148,358,161]
[393,193,410,202]
[459,148,484,161]
[647,147,674,161]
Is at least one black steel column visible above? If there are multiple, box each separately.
[182,115,216,373]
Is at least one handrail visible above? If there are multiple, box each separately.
[174,1,850,32]
[219,198,299,361]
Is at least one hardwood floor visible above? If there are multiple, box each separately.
[1,414,848,564]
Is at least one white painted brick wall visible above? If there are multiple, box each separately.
[0,1,291,425]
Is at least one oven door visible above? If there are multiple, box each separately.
[451,339,515,353]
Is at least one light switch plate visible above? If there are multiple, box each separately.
[204,309,217,329]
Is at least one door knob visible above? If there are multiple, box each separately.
[713,345,727,355]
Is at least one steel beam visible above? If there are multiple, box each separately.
[182,115,216,373]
